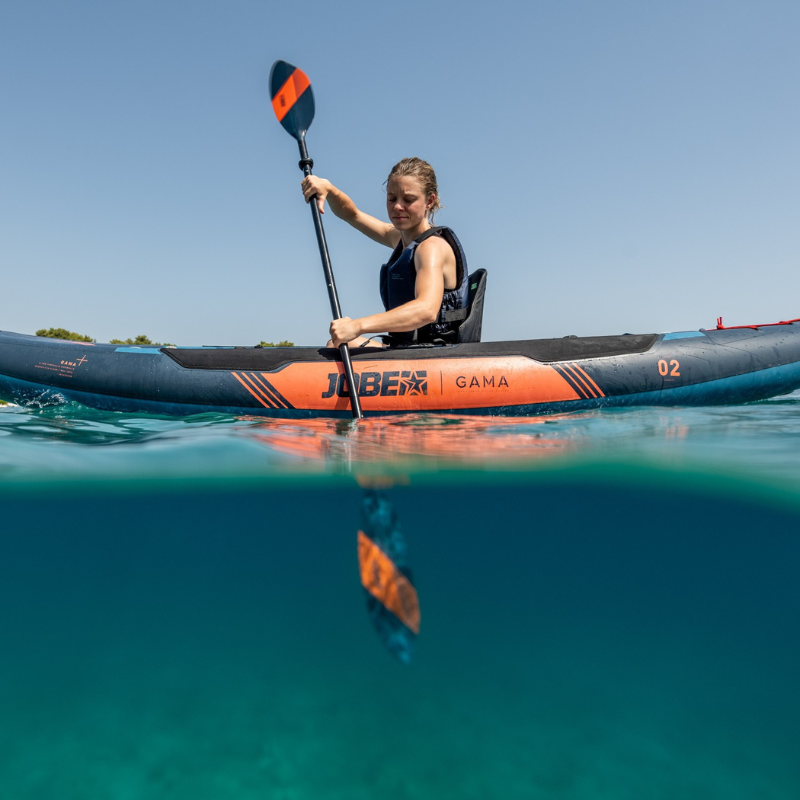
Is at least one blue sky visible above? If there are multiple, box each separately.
[1,1,798,345]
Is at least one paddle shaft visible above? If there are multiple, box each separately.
[297,136,363,419]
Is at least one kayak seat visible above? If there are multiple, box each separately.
[455,269,487,343]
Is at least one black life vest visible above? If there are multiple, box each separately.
[379,226,469,344]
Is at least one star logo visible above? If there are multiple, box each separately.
[400,370,428,396]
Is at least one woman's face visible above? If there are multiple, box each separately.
[386,175,434,231]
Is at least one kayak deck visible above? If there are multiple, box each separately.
[162,333,660,371]
[1,325,799,417]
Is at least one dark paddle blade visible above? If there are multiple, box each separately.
[358,489,419,663]
[269,60,315,140]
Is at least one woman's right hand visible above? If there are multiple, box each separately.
[301,176,332,214]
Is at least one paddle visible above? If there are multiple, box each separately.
[269,60,363,420]
[357,482,419,663]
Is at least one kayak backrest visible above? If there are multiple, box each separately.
[456,269,488,343]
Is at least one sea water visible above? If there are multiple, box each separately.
[1,395,799,799]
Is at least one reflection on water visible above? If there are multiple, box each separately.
[4,392,800,483]
[245,414,573,469]
[357,486,419,663]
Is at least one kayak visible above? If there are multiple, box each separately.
[1,320,800,417]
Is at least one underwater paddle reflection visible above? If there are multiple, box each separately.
[357,483,419,663]
[241,414,572,662]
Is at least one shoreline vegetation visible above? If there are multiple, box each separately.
[33,328,293,348]
[36,327,93,342]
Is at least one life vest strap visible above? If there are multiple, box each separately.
[441,307,469,323]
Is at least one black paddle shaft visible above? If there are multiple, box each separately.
[297,135,363,419]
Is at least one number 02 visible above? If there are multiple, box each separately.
[658,359,680,377]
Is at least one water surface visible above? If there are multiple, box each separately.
[1,395,799,798]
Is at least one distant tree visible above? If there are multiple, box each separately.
[109,335,155,345]
[109,335,176,346]
[259,340,294,347]
[36,327,94,342]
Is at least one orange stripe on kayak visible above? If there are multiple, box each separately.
[250,372,288,409]
[562,363,597,398]
[571,363,605,397]
[232,372,270,408]
[240,372,278,408]
[358,530,420,635]
[263,357,582,412]
[272,68,311,122]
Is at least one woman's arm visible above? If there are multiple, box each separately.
[301,176,398,248]
[329,237,452,346]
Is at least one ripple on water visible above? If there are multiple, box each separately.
[1,390,800,485]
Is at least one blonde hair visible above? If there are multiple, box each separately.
[385,157,441,222]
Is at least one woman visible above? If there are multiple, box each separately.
[301,157,469,347]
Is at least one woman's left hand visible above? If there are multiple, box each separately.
[330,317,362,347]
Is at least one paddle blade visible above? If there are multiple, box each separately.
[358,489,419,663]
[269,60,315,139]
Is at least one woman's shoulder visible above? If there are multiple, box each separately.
[414,231,456,261]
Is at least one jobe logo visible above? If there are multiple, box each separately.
[322,370,428,398]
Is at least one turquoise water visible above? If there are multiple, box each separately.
[1,394,800,798]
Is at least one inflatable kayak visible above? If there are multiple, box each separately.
[1,320,800,417]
